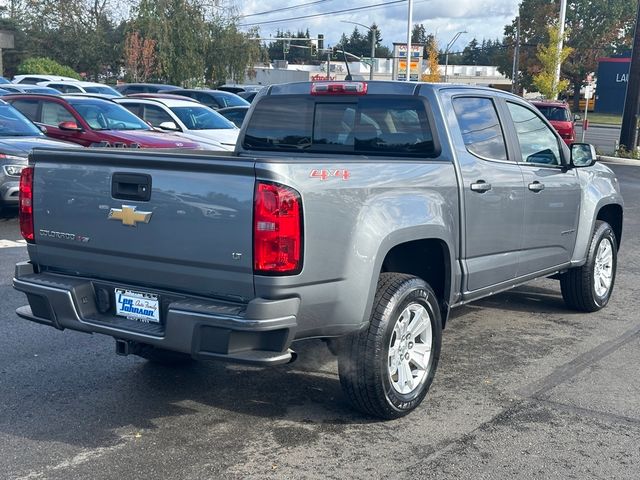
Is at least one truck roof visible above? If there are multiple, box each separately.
[262,81,515,98]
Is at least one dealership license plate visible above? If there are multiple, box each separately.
[115,289,160,323]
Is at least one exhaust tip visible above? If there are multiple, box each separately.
[287,349,298,364]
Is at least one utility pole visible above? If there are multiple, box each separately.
[511,14,520,94]
[620,0,640,151]
[553,0,568,100]
[406,0,413,82]
[327,50,331,80]
[369,27,376,81]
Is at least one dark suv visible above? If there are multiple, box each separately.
[530,100,577,145]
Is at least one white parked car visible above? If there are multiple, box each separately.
[38,81,122,97]
[12,74,80,85]
[114,97,239,151]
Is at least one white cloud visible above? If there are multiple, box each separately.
[237,0,521,52]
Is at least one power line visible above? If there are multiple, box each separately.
[239,0,408,28]
[241,0,337,19]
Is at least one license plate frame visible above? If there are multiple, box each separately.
[115,288,160,324]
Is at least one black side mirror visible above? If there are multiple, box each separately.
[570,142,597,168]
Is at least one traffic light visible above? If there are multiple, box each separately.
[311,41,317,57]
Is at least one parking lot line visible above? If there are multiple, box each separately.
[0,239,26,248]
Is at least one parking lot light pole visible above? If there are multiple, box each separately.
[444,31,466,83]
[341,20,377,80]
[554,0,568,100]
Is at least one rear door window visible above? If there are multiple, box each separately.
[452,97,508,161]
[244,96,437,157]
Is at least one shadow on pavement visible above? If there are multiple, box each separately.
[0,338,375,449]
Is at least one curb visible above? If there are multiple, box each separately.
[577,123,621,130]
[597,155,640,166]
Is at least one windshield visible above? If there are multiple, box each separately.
[214,92,249,108]
[69,99,151,130]
[171,106,236,130]
[0,104,43,137]
[84,85,122,96]
[535,105,571,122]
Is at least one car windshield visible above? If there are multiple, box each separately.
[84,85,122,96]
[171,106,236,130]
[213,92,249,108]
[69,99,151,130]
[536,105,571,122]
[0,104,43,137]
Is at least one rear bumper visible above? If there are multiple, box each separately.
[13,262,299,365]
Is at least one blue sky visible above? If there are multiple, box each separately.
[236,0,523,53]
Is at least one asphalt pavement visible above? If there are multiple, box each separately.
[578,124,621,155]
[1,162,639,479]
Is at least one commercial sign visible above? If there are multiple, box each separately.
[392,43,423,81]
[594,56,630,114]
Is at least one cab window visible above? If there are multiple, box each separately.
[244,96,437,157]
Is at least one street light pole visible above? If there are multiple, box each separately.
[554,0,568,99]
[340,20,377,80]
[444,31,466,82]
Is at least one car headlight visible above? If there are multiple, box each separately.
[2,165,26,176]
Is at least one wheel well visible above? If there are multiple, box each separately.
[381,239,450,325]
[596,204,623,249]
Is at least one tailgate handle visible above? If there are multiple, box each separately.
[112,173,152,201]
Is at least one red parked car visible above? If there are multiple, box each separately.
[530,100,578,145]
[4,94,201,149]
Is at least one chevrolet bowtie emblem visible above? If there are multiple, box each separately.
[108,205,152,226]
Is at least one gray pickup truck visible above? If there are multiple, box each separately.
[13,82,623,419]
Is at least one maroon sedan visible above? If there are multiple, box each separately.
[5,94,201,149]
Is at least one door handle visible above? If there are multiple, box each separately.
[470,180,492,193]
[112,173,152,201]
[528,181,545,192]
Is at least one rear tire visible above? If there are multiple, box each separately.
[338,273,442,419]
[135,345,194,365]
[560,220,617,312]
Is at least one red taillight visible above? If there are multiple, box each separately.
[254,182,303,274]
[311,82,368,95]
[19,166,34,242]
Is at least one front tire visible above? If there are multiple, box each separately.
[560,220,617,312]
[338,273,442,419]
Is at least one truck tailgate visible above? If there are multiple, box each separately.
[28,149,255,301]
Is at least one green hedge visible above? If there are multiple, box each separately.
[17,57,81,79]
